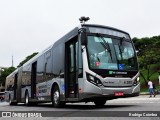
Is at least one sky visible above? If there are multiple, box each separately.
[0,0,160,67]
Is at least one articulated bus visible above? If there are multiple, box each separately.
[5,24,140,107]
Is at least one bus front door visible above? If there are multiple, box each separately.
[65,37,79,98]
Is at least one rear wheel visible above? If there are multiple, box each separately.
[94,99,106,106]
[9,95,17,105]
[52,86,65,108]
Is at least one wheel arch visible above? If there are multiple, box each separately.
[51,82,59,95]
[25,89,29,96]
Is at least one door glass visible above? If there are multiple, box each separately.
[69,44,74,73]
[68,42,75,97]
[65,36,82,98]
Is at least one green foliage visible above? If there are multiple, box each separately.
[0,67,16,86]
[133,35,160,87]
[0,52,38,87]
[17,52,38,67]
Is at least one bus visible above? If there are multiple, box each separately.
[5,23,140,107]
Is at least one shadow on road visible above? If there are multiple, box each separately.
[12,103,137,110]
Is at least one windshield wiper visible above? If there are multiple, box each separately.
[96,33,113,61]
[118,37,126,60]
[118,43,123,60]
[120,37,125,45]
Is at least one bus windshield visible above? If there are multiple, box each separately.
[87,35,138,71]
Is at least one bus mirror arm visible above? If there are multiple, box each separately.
[79,27,87,45]
[81,46,86,52]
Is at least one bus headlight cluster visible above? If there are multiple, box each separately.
[86,73,103,87]
[133,77,140,86]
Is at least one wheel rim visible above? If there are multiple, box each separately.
[25,94,29,105]
[53,90,59,105]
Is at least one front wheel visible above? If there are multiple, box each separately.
[94,99,106,106]
[52,86,65,108]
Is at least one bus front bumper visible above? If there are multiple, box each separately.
[80,81,140,100]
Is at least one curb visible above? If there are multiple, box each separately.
[140,92,160,95]
[140,92,149,95]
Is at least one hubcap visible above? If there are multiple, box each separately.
[54,90,59,105]
[26,94,28,104]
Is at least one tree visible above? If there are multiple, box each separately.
[17,52,38,67]
[0,52,38,87]
[133,36,160,85]
[0,67,16,86]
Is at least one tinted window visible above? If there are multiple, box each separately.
[44,50,53,80]
[52,44,65,77]
[37,55,44,83]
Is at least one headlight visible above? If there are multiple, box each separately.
[86,73,103,87]
[133,77,140,86]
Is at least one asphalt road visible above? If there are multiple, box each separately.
[0,95,160,120]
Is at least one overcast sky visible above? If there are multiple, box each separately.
[0,0,160,67]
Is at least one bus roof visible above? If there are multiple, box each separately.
[82,24,129,35]
[22,24,130,67]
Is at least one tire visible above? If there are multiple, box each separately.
[94,99,106,106]
[25,91,30,106]
[9,95,17,105]
[52,86,65,108]
[9,95,13,105]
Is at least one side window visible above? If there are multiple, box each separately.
[37,55,44,83]
[52,44,65,77]
[44,50,53,81]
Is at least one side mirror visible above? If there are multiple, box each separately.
[80,28,87,45]
[81,32,87,45]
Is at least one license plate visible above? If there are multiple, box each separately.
[114,92,124,96]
